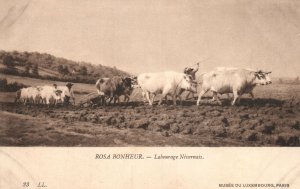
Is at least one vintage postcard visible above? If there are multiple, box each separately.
[0,0,299,188]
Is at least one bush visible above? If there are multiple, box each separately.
[0,67,19,75]
[0,78,28,92]
[0,78,8,87]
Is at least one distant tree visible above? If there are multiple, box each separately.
[63,66,69,75]
[57,65,64,74]
[25,64,31,74]
[80,66,87,75]
[24,51,29,57]
[0,51,5,60]
[0,78,8,88]
[32,64,39,76]
[295,77,299,84]
[58,65,69,76]
[278,78,283,84]
[3,55,14,68]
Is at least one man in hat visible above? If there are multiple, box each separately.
[66,82,73,90]
[58,82,75,105]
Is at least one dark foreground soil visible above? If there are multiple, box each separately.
[1,96,299,146]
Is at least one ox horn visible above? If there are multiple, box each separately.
[265,71,272,74]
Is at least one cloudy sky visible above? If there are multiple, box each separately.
[0,0,299,77]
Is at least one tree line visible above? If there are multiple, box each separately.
[0,50,129,84]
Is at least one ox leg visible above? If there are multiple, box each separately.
[24,98,28,106]
[196,89,209,106]
[122,95,129,103]
[231,90,240,105]
[150,93,156,105]
[107,98,112,105]
[158,92,168,105]
[236,97,241,104]
[124,95,129,103]
[113,96,119,104]
[178,95,183,105]
[107,92,114,105]
[172,94,177,105]
[145,92,152,105]
[158,86,172,105]
[101,96,106,106]
[165,95,168,104]
[46,98,51,108]
[42,98,46,105]
[249,92,254,100]
[141,91,148,104]
[54,99,58,107]
[212,91,222,105]
[185,92,190,100]
[177,88,184,105]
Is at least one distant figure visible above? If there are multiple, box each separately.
[184,62,199,100]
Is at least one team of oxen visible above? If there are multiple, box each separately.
[15,66,272,107]
[15,83,75,106]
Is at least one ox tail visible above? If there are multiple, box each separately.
[15,89,21,103]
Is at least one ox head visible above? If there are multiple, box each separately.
[254,70,272,85]
[184,67,194,75]
[54,89,62,96]
[129,75,138,85]
[54,90,63,102]
[180,74,197,93]
[122,77,134,95]
[122,77,132,88]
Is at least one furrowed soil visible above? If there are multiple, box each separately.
[0,83,299,146]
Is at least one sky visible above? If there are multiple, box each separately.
[0,0,299,77]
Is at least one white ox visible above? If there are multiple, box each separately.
[196,68,272,106]
[38,86,63,105]
[38,83,75,105]
[57,85,75,105]
[211,67,272,100]
[137,71,196,105]
[15,87,41,105]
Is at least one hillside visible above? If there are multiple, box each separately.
[0,50,130,84]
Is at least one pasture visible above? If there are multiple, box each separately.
[0,75,299,146]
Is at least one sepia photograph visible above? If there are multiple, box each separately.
[0,0,300,147]
[0,0,299,147]
[1,1,300,189]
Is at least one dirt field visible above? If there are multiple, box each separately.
[0,76,299,146]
